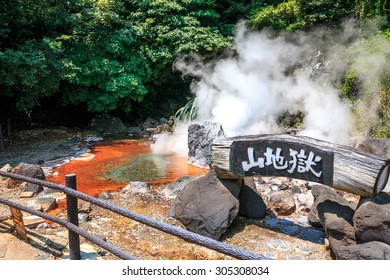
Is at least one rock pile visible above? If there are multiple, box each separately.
[169,169,390,259]
[308,186,390,260]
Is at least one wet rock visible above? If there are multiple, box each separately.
[124,182,150,194]
[127,127,143,139]
[297,229,326,244]
[267,191,295,216]
[88,114,127,134]
[162,176,195,199]
[169,170,239,240]
[353,192,390,245]
[187,121,225,169]
[239,178,267,219]
[335,241,390,260]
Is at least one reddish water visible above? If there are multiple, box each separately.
[47,140,207,197]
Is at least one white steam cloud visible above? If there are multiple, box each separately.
[153,19,390,156]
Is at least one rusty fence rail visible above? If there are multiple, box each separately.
[0,170,270,260]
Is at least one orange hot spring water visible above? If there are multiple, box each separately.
[47,140,208,197]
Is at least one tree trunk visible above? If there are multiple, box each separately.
[212,134,390,197]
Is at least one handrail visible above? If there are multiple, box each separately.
[0,170,270,260]
[0,196,137,260]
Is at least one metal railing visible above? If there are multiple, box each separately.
[0,170,270,260]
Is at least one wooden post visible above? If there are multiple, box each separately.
[0,124,4,152]
[212,134,390,198]
[10,207,29,243]
[66,174,81,260]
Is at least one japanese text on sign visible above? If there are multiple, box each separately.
[242,147,323,178]
[230,140,334,185]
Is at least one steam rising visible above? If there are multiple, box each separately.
[153,19,390,156]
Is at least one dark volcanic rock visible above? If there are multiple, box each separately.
[7,164,46,192]
[308,185,357,227]
[88,114,126,134]
[169,170,239,240]
[335,241,390,260]
[239,178,267,219]
[187,121,225,169]
[353,192,390,245]
[317,200,357,250]
[8,164,46,187]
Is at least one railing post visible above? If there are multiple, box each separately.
[66,174,81,260]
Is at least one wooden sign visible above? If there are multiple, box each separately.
[230,139,334,186]
[10,207,29,243]
[212,134,390,197]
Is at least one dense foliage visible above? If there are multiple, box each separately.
[0,0,389,133]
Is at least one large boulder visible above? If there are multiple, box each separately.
[317,200,357,251]
[88,115,127,134]
[7,164,46,197]
[308,185,357,227]
[335,241,390,260]
[239,178,267,219]
[187,122,225,169]
[169,170,239,240]
[353,192,390,245]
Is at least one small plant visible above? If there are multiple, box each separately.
[174,97,198,122]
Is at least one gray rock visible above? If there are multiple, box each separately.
[78,200,93,213]
[219,178,242,199]
[308,185,357,227]
[187,121,225,169]
[351,136,390,158]
[353,192,390,245]
[169,170,239,240]
[142,117,159,130]
[8,164,46,189]
[78,213,91,223]
[124,182,150,194]
[335,241,390,260]
[239,178,267,219]
[98,192,113,200]
[29,197,57,212]
[0,164,12,172]
[294,192,314,212]
[267,191,296,216]
[127,127,143,138]
[162,176,196,199]
[317,200,357,250]
[88,114,127,134]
